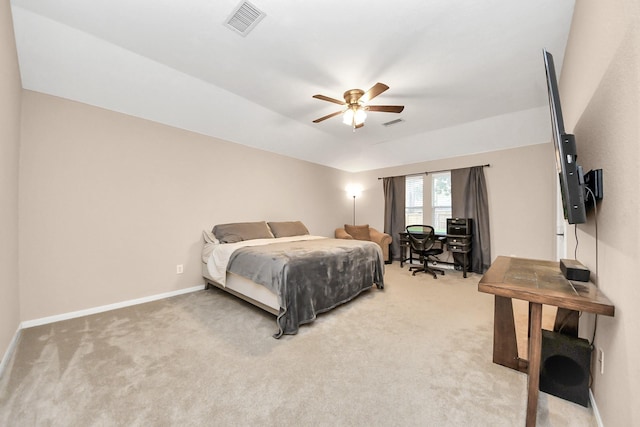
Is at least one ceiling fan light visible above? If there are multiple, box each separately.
[354,108,367,125]
[343,106,366,127]
[342,108,354,125]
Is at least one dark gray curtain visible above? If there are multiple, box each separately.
[451,166,491,273]
[383,176,406,260]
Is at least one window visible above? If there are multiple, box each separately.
[405,175,423,225]
[404,172,450,231]
[432,172,451,234]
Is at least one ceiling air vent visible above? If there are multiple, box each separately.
[382,118,405,127]
[225,1,266,36]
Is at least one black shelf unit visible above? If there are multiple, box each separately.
[446,218,472,278]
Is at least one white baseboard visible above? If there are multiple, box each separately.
[0,326,22,379]
[590,389,604,427]
[21,284,205,329]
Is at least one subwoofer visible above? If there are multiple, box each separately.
[539,329,592,407]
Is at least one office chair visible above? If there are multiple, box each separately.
[405,225,445,279]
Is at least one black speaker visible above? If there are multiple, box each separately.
[539,330,592,407]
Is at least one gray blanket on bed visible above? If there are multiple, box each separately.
[227,238,384,338]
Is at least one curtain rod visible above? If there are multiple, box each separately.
[377,163,490,180]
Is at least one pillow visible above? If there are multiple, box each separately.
[344,224,371,241]
[268,221,310,238]
[213,221,274,243]
[202,230,219,245]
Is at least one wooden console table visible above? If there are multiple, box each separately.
[478,256,614,427]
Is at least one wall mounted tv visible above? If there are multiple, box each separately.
[543,49,587,224]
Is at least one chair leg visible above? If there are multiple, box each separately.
[426,257,445,277]
[409,256,425,275]
[409,256,444,279]
[411,266,425,276]
[413,260,438,279]
[424,266,445,279]
[423,260,446,279]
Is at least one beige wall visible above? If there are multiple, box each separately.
[561,0,639,425]
[352,143,558,262]
[0,0,22,365]
[18,91,352,321]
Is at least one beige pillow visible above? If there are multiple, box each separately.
[344,224,371,241]
[268,221,310,238]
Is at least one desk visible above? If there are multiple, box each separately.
[478,256,614,426]
[398,232,470,277]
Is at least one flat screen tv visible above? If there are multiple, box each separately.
[543,49,587,224]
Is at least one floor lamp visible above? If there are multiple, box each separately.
[346,184,363,225]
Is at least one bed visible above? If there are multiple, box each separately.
[201,221,384,338]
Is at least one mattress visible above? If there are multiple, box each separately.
[202,263,279,314]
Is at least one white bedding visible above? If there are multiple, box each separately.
[202,235,327,286]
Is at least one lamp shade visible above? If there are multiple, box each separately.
[346,184,363,198]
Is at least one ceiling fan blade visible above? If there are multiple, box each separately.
[313,110,344,123]
[360,83,389,103]
[367,105,405,113]
[355,123,365,129]
[312,94,346,105]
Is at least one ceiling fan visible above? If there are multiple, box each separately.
[312,82,404,129]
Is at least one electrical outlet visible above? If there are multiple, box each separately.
[598,348,604,375]
[176,264,184,274]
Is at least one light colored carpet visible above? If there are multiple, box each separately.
[0,264,596,426]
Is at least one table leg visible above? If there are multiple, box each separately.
[463,252,468,278]
[492,296,520,370]
[526,302,543,427]
[554,308,579,337]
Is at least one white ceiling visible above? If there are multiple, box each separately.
[10,0,575,172]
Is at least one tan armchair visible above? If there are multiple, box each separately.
[335,224,392,263]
